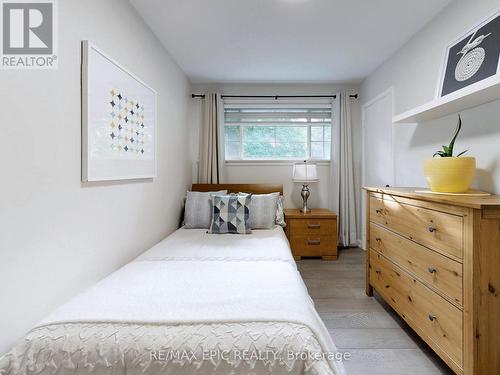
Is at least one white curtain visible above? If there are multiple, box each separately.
[198,93,223,183]
[330,92,358,247]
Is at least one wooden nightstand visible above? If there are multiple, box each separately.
[284,209,338,261]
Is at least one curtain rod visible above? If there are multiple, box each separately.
[191,94,358,99]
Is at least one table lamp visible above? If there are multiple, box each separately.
[292,162,319,213]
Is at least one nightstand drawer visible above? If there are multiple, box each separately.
[290,235,336,256]
[289,218,336,235]
[284,209,338,260]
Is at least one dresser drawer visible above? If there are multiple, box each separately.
[370,223,463,305]
[289,218,336,236]
[369,250,463,370]
[290,235,336,257]
[370,195,463,260]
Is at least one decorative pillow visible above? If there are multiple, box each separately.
[183,190,227,228]
[276,195,286,227]
[208,194,252,234]
[239,192,280,229]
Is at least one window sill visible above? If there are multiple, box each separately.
[225,160,331,167]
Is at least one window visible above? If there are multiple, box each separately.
[224,101,332,161]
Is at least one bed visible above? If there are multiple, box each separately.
[136,226,295,265]
[0,184,345,375]
[137,184,294,265]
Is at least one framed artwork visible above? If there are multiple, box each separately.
[82,40,157,181]
[437,9,500,97]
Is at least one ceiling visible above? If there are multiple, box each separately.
[130,0,452,83]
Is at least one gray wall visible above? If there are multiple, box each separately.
[361,0,500,193]
[0,0,191,354]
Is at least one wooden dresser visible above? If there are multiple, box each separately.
[284,209,338,260]
[365,187,500,375]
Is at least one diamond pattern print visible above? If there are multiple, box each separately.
[109,89,146,155]
[209,195,252,234]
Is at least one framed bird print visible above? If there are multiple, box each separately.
[82,41,157,181]
[437,9,500,97]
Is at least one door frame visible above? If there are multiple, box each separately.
[361,87,395,248]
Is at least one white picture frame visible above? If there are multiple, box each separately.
[436,8,500,98]
[82,40,157,181]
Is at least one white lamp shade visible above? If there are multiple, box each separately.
[292,163,319,182]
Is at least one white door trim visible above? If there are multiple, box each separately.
[361,87,395,249]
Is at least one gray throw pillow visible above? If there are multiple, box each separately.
[184,190,227,228]
[239,192,280,229]
[208,194,252,234]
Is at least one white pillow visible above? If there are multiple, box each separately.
[239,192,280,229]
[184,190,227,228]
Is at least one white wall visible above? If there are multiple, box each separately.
[190,83,363,242]
[361,0,500,193]
[0,0,191,354]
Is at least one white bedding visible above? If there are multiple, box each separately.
[1,261,345,375]
[0,227,346,375]
[136,225,295,265]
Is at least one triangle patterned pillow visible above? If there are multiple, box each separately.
[208,194,252,234]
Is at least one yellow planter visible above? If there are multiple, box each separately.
[424,157,476,193]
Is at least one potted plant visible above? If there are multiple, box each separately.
[424,115,476,193]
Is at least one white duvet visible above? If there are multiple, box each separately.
[0,228,346,375]
[137,226,295,265]
[1,261,345,375]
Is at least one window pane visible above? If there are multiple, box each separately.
[325,126,331,141]
[243,141,307,159]
[225,126,240,142]
[224,104,332,161]
[243,126,275,142]
[241,126,308,159]
[311,126,324,142]
[225,141,240,159]
[324,141,331,159]
[274,142,307,158]
[242,141,275,158]
[311,141,324,159]
[276,126,307,143]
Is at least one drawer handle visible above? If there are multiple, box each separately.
[428,314,437,322]
[307,223,321,229]
[427,267,437,274]
[428,226,437,233]
[375,209,383,214]
[375,237,382,242]
[308,239,321,245]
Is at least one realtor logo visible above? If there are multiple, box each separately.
[1,0,57,69]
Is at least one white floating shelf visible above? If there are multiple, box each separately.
[393,75,500,124]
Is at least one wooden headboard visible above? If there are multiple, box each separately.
[192,184,283,195]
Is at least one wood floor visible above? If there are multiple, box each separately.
[297,248,454,375]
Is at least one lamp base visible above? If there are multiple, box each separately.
[300,184,311,213]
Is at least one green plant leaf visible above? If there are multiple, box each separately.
[433,114,466,158]
[456,149,469,157]
[448,114,462,156]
